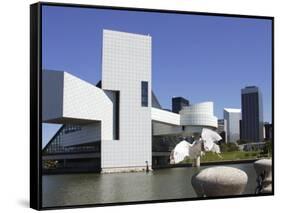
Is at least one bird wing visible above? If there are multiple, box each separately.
[172,140,191,164]
[201,128,222,151]
[211,143,221,154]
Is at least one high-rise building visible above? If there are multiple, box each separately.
[224,108,241,143]
[172,97,189,113]
[240,86,264,142]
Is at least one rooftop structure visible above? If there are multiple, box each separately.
[172,97,189,113]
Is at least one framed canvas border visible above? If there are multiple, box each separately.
[30,2,274,210]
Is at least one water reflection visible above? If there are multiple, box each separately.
[43,163,256,207]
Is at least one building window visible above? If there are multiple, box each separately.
[115,91,120,140]
[64,124,81,134]
[141,81,148,107]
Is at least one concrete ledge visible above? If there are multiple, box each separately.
[101,166,152,173]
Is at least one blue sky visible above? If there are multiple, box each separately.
[42,5,272,146]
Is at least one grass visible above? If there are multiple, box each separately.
[181,151,263,164]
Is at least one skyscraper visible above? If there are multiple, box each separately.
[224,108,241,143]
[172,97,189,113]
[240,86,264,142]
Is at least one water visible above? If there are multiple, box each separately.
[43,163,257,207]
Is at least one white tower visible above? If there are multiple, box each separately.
[101,30,152,172]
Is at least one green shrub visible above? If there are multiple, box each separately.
[251,152,257,157]
[261,141,272,156]
[220,143,239,152]
[237,139,251,145]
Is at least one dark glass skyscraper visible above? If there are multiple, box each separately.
[172,97,189,113]
[240,86,264,142]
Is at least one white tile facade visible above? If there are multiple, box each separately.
[180,102,218,128]
[151,108,180,126]
[63,72,114,141]
[101,30,152,170]
[42,71,114,142]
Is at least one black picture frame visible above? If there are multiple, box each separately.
[30,2,274,210]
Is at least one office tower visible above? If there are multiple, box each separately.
[224,108,241,143]
[241,86,264,142]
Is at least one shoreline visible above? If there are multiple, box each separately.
[43,159,261,175]
[153,158,261,170]
[152,158,258,170]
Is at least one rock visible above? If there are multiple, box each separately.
[262,185,272,193]
[191,166,248,197]
[254,159,272,180]
[254,159,272,194]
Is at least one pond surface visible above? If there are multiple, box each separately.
[43,163,257,207]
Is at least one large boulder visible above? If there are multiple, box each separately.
[191,166,248,197]
[254,159,272,193]
[254,159,272,180]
